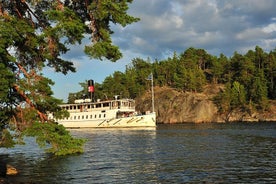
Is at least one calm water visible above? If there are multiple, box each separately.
[1,123,276,183]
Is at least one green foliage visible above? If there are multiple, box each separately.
[45,7,85,45]
[65,0,139,62]
[210,54,228,84]
[249,70,269,110]
[70,46,276,107]
[0,129,16,148]
[214,83,232,114]
[0,63,17,134]
[231,81,247,108]
[24,122,86,156]
[69,46,275,121]
[85,40,122,62]
[153,53,178,86]
[214,82,247,121]
[265,49,276,99]
[102,71,130,98]
[170,48,209,92]
[0,0,138,155]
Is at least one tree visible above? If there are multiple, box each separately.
[265,50,276,99]
[126,58,152,96]
[254,46,266,70]
[214,81,247,121]
[173,64,187,90]
[249,70,268,110]
[210,54,228,84]
[101,71,129,98]
[125,65,140,98]
[173,48,207,92]
[0,0,139,155]
[154,52,178,87]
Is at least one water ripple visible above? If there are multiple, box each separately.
[2,123,276,183]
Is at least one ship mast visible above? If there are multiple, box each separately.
[149,73,155,113]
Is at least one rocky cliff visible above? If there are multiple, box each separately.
[135,85,276,123]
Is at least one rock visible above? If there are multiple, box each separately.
[136,86,276,123]
[0,161,18,179]
[136,86,219,123]
[6,165,18,176]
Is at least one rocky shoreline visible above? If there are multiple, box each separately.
[136,85,276,124]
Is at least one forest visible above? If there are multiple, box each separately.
[69,46,276,116]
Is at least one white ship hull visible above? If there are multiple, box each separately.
[51,98,156,128]
[51,77,157,128]
[58,113,156,128]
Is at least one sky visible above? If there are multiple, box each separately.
[44,0,276,101]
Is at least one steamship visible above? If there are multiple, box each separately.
[51,80,156,128]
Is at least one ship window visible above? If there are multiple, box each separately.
[103,103,109,107]
[86,115,88,119]
[90,115,93,119]
[99,114,101,118]
[103,114,106,118]
[96,104,101,108]
[78,116,80,119]
[74,116,76,120]
[94,114,97,118]
[82,115,84,119]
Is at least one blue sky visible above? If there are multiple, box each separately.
[44,0,276,101]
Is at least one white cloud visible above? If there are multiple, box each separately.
[132,37,147,47]
[263,23,276,33]
[48,0,276,100]
[236,28,265,40]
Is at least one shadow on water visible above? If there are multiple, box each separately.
[0,138,84,183]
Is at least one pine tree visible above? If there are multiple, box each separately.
[265,50,276,99]
[0,0,139,155]
[214,81,247,121]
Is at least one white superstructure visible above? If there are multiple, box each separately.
[54,98,156,128]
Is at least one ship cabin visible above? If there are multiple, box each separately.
[59,98,136,114]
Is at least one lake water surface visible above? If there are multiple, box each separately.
[1,123,276,183]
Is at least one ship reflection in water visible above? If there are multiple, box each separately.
[1,123,276,183]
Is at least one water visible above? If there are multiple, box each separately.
[1,123,276,183]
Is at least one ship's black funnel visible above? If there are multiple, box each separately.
[88,79,94,101]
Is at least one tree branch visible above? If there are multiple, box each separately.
[13,84,48,123]
[87,0,100,43]
[14,63,48,123]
